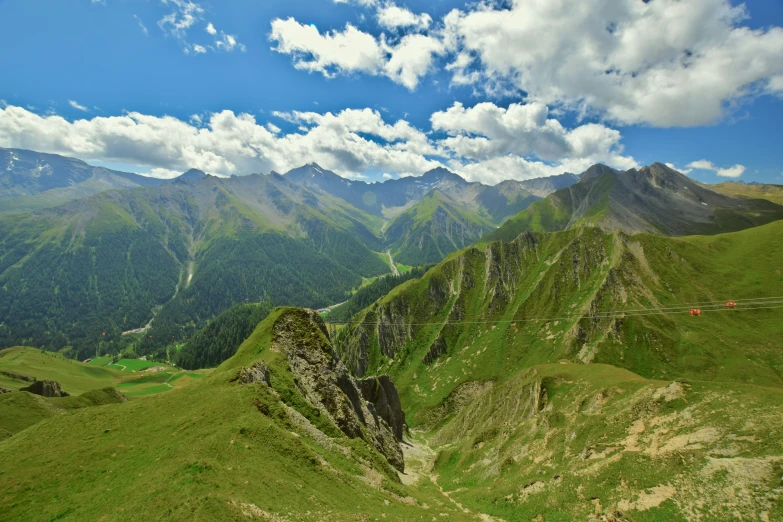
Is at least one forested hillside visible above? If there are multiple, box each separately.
[325,265,431,323]
[175,302,273,369]
[0,174,389,359]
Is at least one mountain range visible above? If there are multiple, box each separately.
[1,147,782,366]
[2,212,782,520]
[485,162,783,243]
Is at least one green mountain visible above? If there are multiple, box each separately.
[0,173,390,359]
[284,164,551,222]
[174,302,274,370]
[0,308,475,521]
[325,265,431,324]
[285,164,545,264]
[2,221,783,519]
[0,147,172,213]
[384,190,499,265]
[331,221,783,519]
[485,163,783,243]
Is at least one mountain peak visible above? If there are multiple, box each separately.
[177,168,207,181]
[578,164,617,183]
[420,167,466,184]
[285,163,345,182]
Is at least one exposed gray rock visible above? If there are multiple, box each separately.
[356,375,406,441]
[0,386,13,394]
[423,335,447,366]
[271,308,405,471]
[237,360,270,386]
[20,380,69,397]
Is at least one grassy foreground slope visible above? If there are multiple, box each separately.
[0,308,473,522]
[0,387,128,438]
[427,363,783,520]
[0,347,123,394]
[0,347,206,399]
[335,221,783,520]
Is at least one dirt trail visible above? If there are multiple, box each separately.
[386,250,399,277]
[316,301,347,315]
[400,436,504,522]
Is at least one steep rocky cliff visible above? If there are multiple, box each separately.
[236,308,407,471]
[335,221,783,410]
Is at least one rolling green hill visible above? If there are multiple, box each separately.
[0,308,474,521]
[0,387,128,438]
[484,163,783,243]
[0,347,206,398]
[0,347,124,394]
[711,181,783,204]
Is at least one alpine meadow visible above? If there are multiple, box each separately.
[1,0,783,521]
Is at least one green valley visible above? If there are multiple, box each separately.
[1,158,782,521]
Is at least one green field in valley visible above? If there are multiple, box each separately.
[0,347,209,398]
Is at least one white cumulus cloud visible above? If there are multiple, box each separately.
[442,0,783,127]
[270,19,385,77]
[0,103,640,185]
[275,0,783,127]
[377,5,431,31]
[431,102,635,171]
[687,159,745,178]
[269,19,442,90]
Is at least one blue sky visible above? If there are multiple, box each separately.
[0,0,781,184]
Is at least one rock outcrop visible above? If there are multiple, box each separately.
[356,375,406,441]
[423,335,447,366]
[236,360,270,385]
[269,308,406,471]
[20,380,69,397]
[0,387,12,394]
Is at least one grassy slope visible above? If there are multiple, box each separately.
[0,387,127,438]
[711,182,783,204]
[0,347,124,394]
[385,191,497,266]
[429,363,783,521]
[334,221,783,519]
[0,308,473,521]
[345,221,783,416]
[0,347,206,400]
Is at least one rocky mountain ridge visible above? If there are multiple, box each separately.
[485,162,783,242]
